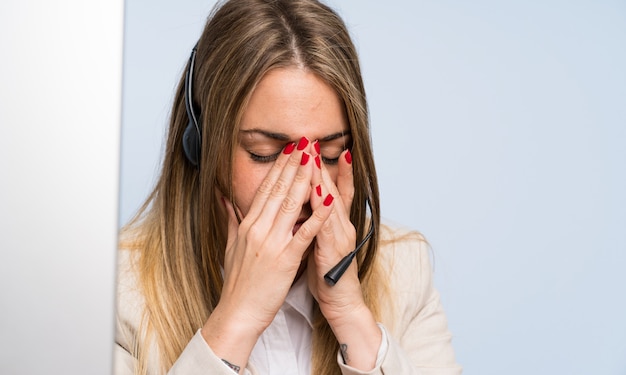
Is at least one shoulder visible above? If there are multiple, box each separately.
[116,247,144,312]
[115,247,145,355]
[377,221,433,290]
[377,220,428,248]
[374,222,461,371]
[116,226,148,323]
[375,220,436,326]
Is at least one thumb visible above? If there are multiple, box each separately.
[222,197,239,250]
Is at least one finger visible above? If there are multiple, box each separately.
[252,136,312,229]
[312,140,321,157]
[316,159,356,248]
[262,151,315,236]
[222,197,240,254]
[244,141,297,220]
[291,192,334,251]
[319,159,351,225]
[310,153,323,208]
[320,196,355,248]
[336,149,354,215]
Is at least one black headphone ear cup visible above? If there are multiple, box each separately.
[182,120,200,167]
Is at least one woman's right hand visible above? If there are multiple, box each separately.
[200,138,334,371]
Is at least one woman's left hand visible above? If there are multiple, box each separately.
[307,149,360,322]
[307,147,382,370]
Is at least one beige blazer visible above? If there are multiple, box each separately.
[114,224,462,374]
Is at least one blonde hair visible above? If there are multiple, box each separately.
[121,0,386,373]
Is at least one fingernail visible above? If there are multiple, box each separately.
[283,142,296,155]
[314,140,321,154]
[315,155,321,169]
[345,150,352,164]
[316,184,322,197]
[297,137,309,150]
[300,152,310,165]
[323,194,334,206]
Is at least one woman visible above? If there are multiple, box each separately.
[115,0,461,374]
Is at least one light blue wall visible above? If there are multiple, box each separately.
[121,1,626,374]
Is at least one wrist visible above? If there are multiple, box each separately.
[323,300,368,329]
[325,302,374,334]
[201,304,264,372]
[327,304,382,371]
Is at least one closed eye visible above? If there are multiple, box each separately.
[249,151,342,165]
[248,151,281,163]
[319,143,346,166]
[321,155,340,165]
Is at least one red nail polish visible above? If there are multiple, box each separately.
[283,142,296,155]
[316,184,322,197]
[315,155,321,169]
[297,137,309,150]
[300,153,310,165]
[345,150,352,164]
[323,194,334,206]
[314,141,321,154]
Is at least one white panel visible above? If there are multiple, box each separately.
[0,0,123,373]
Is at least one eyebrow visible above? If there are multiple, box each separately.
[240,129,351,142]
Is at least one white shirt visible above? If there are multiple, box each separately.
[246,273,313,374]
[236,274,388,375]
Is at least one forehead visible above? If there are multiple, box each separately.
[239,67,348,140]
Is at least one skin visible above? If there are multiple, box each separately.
[201,67,381,373]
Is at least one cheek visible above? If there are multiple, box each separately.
[232,153,272,216]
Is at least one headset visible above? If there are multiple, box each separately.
[182,44,201,167]
[181,44,374,286]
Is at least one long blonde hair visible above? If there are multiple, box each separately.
[121,0,385,373]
